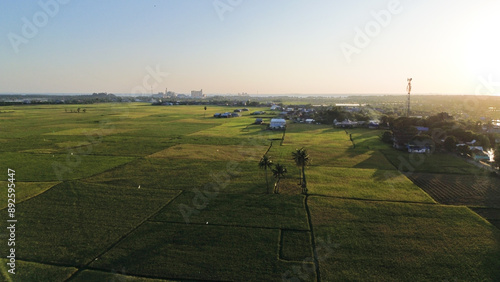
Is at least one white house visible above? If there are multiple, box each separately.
[270,118,286,129]
[407,145,432,154]
[334,119,358,128]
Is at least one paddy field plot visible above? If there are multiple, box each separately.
[310,196,500,281]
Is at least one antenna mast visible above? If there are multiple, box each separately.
[406,78,412,117]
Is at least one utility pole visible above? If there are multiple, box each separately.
[406,78,412,117]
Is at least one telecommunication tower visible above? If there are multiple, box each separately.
[406,78,412,117]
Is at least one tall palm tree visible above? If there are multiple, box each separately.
[292,148,311,194]
[258,155,273,194]
[272,163,287,194]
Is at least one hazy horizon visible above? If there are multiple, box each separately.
[1,0,499,95]
[0,92,492,98]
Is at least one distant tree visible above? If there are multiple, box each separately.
[494,146,500,169]
[392,126,418,149]
[65,109,67,113]
[456,144,471,157]
[204,106,207,118]
[272,163,287,194]
[258,155,273,194]
[443,136,457,152]
[353,113,369,122]
[380,115,395,128]
[77,108,81,113]
[292,148,311,194]
[381,131,393,144]
[412,134,432,143]
[426,112,453,127]
[393,117,420,129]
[313,107,347,125]
[475,134,491,150]
[447,128,475,143]
[82,109,87,113]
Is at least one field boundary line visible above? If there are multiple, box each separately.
[65,190,184,281]
[277,229,316,263]
[83,265,228,282]
[308,193,438,206]
[0,181,61,211]
[1,258,79,270]
[79,156,141,180]
[278,229,284,260]
[145,220,310,232]
[468,208,500,229]
[304,195,321,282]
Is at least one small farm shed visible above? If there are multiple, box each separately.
[270,118,286,129]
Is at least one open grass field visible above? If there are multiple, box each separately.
[1,103,499,281]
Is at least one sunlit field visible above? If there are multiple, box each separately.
[1,103,499,281]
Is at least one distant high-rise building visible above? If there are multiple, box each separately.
[191,89,205,98]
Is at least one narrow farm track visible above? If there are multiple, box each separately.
[146,220,309,232]
[304,194,321,282]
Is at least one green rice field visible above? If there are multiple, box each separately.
[0,103,499,281]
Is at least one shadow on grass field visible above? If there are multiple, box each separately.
[152,192,309,230]
[2,181,181,266]
[309,196,500,281]
[89,222,315,281]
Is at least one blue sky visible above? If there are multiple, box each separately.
[1,0,499,95]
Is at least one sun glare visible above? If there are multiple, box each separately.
[465,3,500,76]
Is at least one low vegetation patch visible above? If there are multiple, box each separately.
[147,144,267,162]
[308,167,435,203]
[309,196,500,281]
[153,192,309,230]
[89,222,306,281]
[5,181,180,265]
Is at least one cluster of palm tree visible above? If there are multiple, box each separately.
[292,147,311,194]
[258,147,311,195]
[258,155,287,194]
